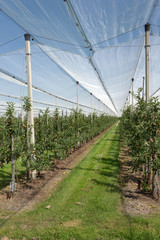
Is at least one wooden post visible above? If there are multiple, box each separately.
[145,23,150,102]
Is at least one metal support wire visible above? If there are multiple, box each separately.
[63,0,118,116]
[0,6,116,116]
[0,68,92,110]
[147,0,159,23]
[0,103,103,115]
[150,87,160,97]
[0,104,54,112]
[0,92,103,114]
[64,0,92,51]
[0,35,23,48]
[1,5,117,116]
[123,35,145,112]
[38,44,114,115]
[89,58,119,116]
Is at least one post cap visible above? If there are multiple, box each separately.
[145,23,150,32]
[24,33,30,41]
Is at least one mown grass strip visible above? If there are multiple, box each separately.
[1,124,160,240]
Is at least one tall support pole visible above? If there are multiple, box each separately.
[90,93,92,120]
[142,76,145,99]
[129,91,131,106]
[145,24,152,186]
[56,96,58,109]
[132,78,134,108]
[99,99,100,115]
[145,23,150,102]
[21,100,24,122]
[126,98,128,108]
[77,81,79,113]
[24,34,35,145]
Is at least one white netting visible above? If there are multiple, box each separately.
[0,0,159,116]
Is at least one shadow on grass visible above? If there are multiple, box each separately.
[98,157,120,166]
[74,155,120,193]
[105,138,120,142]
[91,178,119,193]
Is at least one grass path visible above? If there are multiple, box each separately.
[1,123,160,240]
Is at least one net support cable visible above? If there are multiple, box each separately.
[64,0,92,52]
[123,36,145,110]
[0,104,56,112]
[64,0,118,115]
[148,0,159,22]
[0,92,103,114]
[37,44,114,115]
[151,87,160,97]
[92,25,144,48]
[89,57,119,116]
[0,68,97,110]
[0,6,116,116]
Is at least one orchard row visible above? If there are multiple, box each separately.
[120,89,160,199]
[0,100,117,190]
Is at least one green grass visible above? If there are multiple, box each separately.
[0,159,26,190]
[0,124,160,239]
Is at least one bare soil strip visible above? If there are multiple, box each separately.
[119,146,160,216]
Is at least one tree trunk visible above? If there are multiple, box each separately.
[27,118,30,182]
[11,134,15,193]
[147,158,152,186]
[46,113,49,160]
[142,163,145,175]
[15,160,18,186]
[152,170,160,200]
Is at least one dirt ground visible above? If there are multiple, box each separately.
[119,146,160,216]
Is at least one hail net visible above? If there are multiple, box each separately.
[0,0,160,116]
